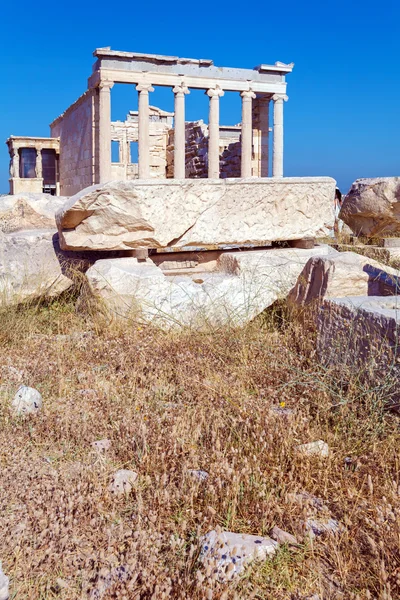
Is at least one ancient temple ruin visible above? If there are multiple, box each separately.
[6,47,293,196]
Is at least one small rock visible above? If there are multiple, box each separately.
[11,385,42,416]
[0,562,9,600]
[108,470,138,495]
[187,469,209,482]
[297,440,329,458]
[269,406,294,418]
[55,578,69,590]
[200,530,277,582]
[92,439,111,453]
[304,517,342,537]
[271,526,298,545]
[79,388,97,397]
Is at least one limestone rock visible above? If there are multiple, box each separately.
[0,193,67,232]
[0,229,72,306]
[304,517,341,537]
[297,440,329,458]
[289,251,400,305]
[271,526,298,545]
[200,530,277,582]
[340,177,400,237]
[84,246,333,329]
[0,562,9,600]
[11,385,43,416]
[108,469,138,495]
[56,178,336,251]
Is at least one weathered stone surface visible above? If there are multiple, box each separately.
[289,251,400,305]
[0,562,9,600]
[297,440,329,458]
[340,177,400,237]
[84,246,333,328]
[108,469,138,495]
[56,178,336,251]
[0,193,67,233]
[317,296,400,405]
[0,229,72,305]
[12,386,43,416]
[200,530,277,582]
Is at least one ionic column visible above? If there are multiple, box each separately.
[173,83,189,179]
[272,94,288,178]
[136,83,154,179]
[206,86,224,179]
[36,149,42,179]
[240,90,256,178]
[98,80,114,183]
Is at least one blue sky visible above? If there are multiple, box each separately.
[1,0,399,194]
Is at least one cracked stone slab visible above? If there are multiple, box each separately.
[56,178,336,251]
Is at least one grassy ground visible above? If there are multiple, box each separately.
[0,298,399,599]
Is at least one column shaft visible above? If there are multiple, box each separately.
[136,83,154,179]
[173,84,189,179]
[241,90,256,178]
[272,94,288,178]
[207,87,224,179]
[98,81,114,183]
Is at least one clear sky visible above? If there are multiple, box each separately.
[1,0,399,194]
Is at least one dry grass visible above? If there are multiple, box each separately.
[0,298,400,599]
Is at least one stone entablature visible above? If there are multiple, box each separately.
[6,136,60,195]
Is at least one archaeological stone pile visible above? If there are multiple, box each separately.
[1,176,400,390]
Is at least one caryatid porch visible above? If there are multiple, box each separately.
[89,48,293,182]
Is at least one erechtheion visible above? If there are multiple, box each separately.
[6,47,294,196]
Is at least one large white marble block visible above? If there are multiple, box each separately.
[56,178,336,251]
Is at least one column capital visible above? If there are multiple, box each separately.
[99,80,114,91]
[173,83,190,96]
[272,94,288,103]
[207,85,224,98]
[241,90,256,100]
[136,83,154,93]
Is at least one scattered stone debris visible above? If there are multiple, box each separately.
[108,470,138,495]
[304,517,342,537]
[271,526,298,545]
[0,562,9,600]
[187,469,209,482]
[297,440,329,458]
[11,385,42,416]
[200,530,277,582]
[91,439,111,453]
